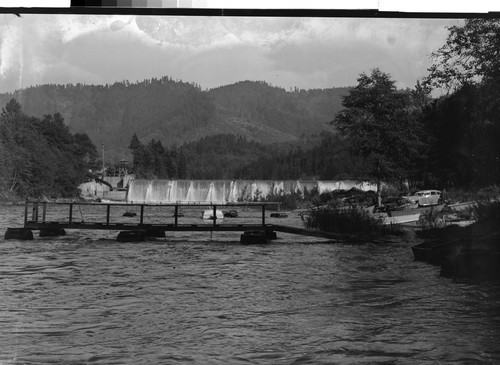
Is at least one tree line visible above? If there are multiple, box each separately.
[0,99,98,199]
[128,133,187,179]
[127,132,370,181]
[128,133,277,180]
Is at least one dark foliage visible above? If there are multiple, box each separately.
[234,131,369,180]
[128,132,369,181]
[421,18,500,189]
[303,204,401,236]
[470,200,500,226]
[0,99,98,198]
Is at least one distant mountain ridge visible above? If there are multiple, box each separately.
[0,77,350,161]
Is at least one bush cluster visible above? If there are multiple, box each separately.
[303,203,401,235]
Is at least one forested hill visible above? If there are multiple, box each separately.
[208,81,349,138]
[0,77,349,161]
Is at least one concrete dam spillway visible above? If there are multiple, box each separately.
[126,179,377,204]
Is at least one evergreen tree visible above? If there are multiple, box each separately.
[73,133,99,170]
[128,133,147,177]
[168,148,178,178]
[177,150,187,179]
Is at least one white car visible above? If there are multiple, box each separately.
[406,190,442,207]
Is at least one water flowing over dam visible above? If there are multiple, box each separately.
[126,179,376,204]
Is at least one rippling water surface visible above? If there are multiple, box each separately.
[1,204,500,364]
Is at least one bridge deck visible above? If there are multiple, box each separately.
[24,221,271,232]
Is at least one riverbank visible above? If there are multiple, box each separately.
[0,191,24,205]
[413,201,500,278]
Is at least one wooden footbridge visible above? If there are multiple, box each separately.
[4,201,353,243]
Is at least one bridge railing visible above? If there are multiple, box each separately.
[24,200,281,229]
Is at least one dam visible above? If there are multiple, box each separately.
[80,178,377,204]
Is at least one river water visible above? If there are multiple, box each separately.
[1,204,500,364]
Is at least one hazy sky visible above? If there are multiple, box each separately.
[0,14,460,93]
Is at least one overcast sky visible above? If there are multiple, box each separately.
[0,14,461,93]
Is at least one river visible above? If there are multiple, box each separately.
[1,204,499,364]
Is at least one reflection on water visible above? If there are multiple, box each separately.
[1,204,500,364]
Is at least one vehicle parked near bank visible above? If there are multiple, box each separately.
[405,190,442,207]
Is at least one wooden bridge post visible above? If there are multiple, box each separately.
[69,203,73,224]
[262,204,266,227]
[174,205,178,227]
[31,202,39,223]
[213,205,217,227]
[106,204,111,225]
[140,205,144,224]
[24,200,29,225]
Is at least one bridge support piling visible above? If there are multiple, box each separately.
[117,230,146,242]
[240,230,268,245]
[265,229,277,240]
[5,228,33,240]
[144,229,166,238]
[40,228,66,237]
